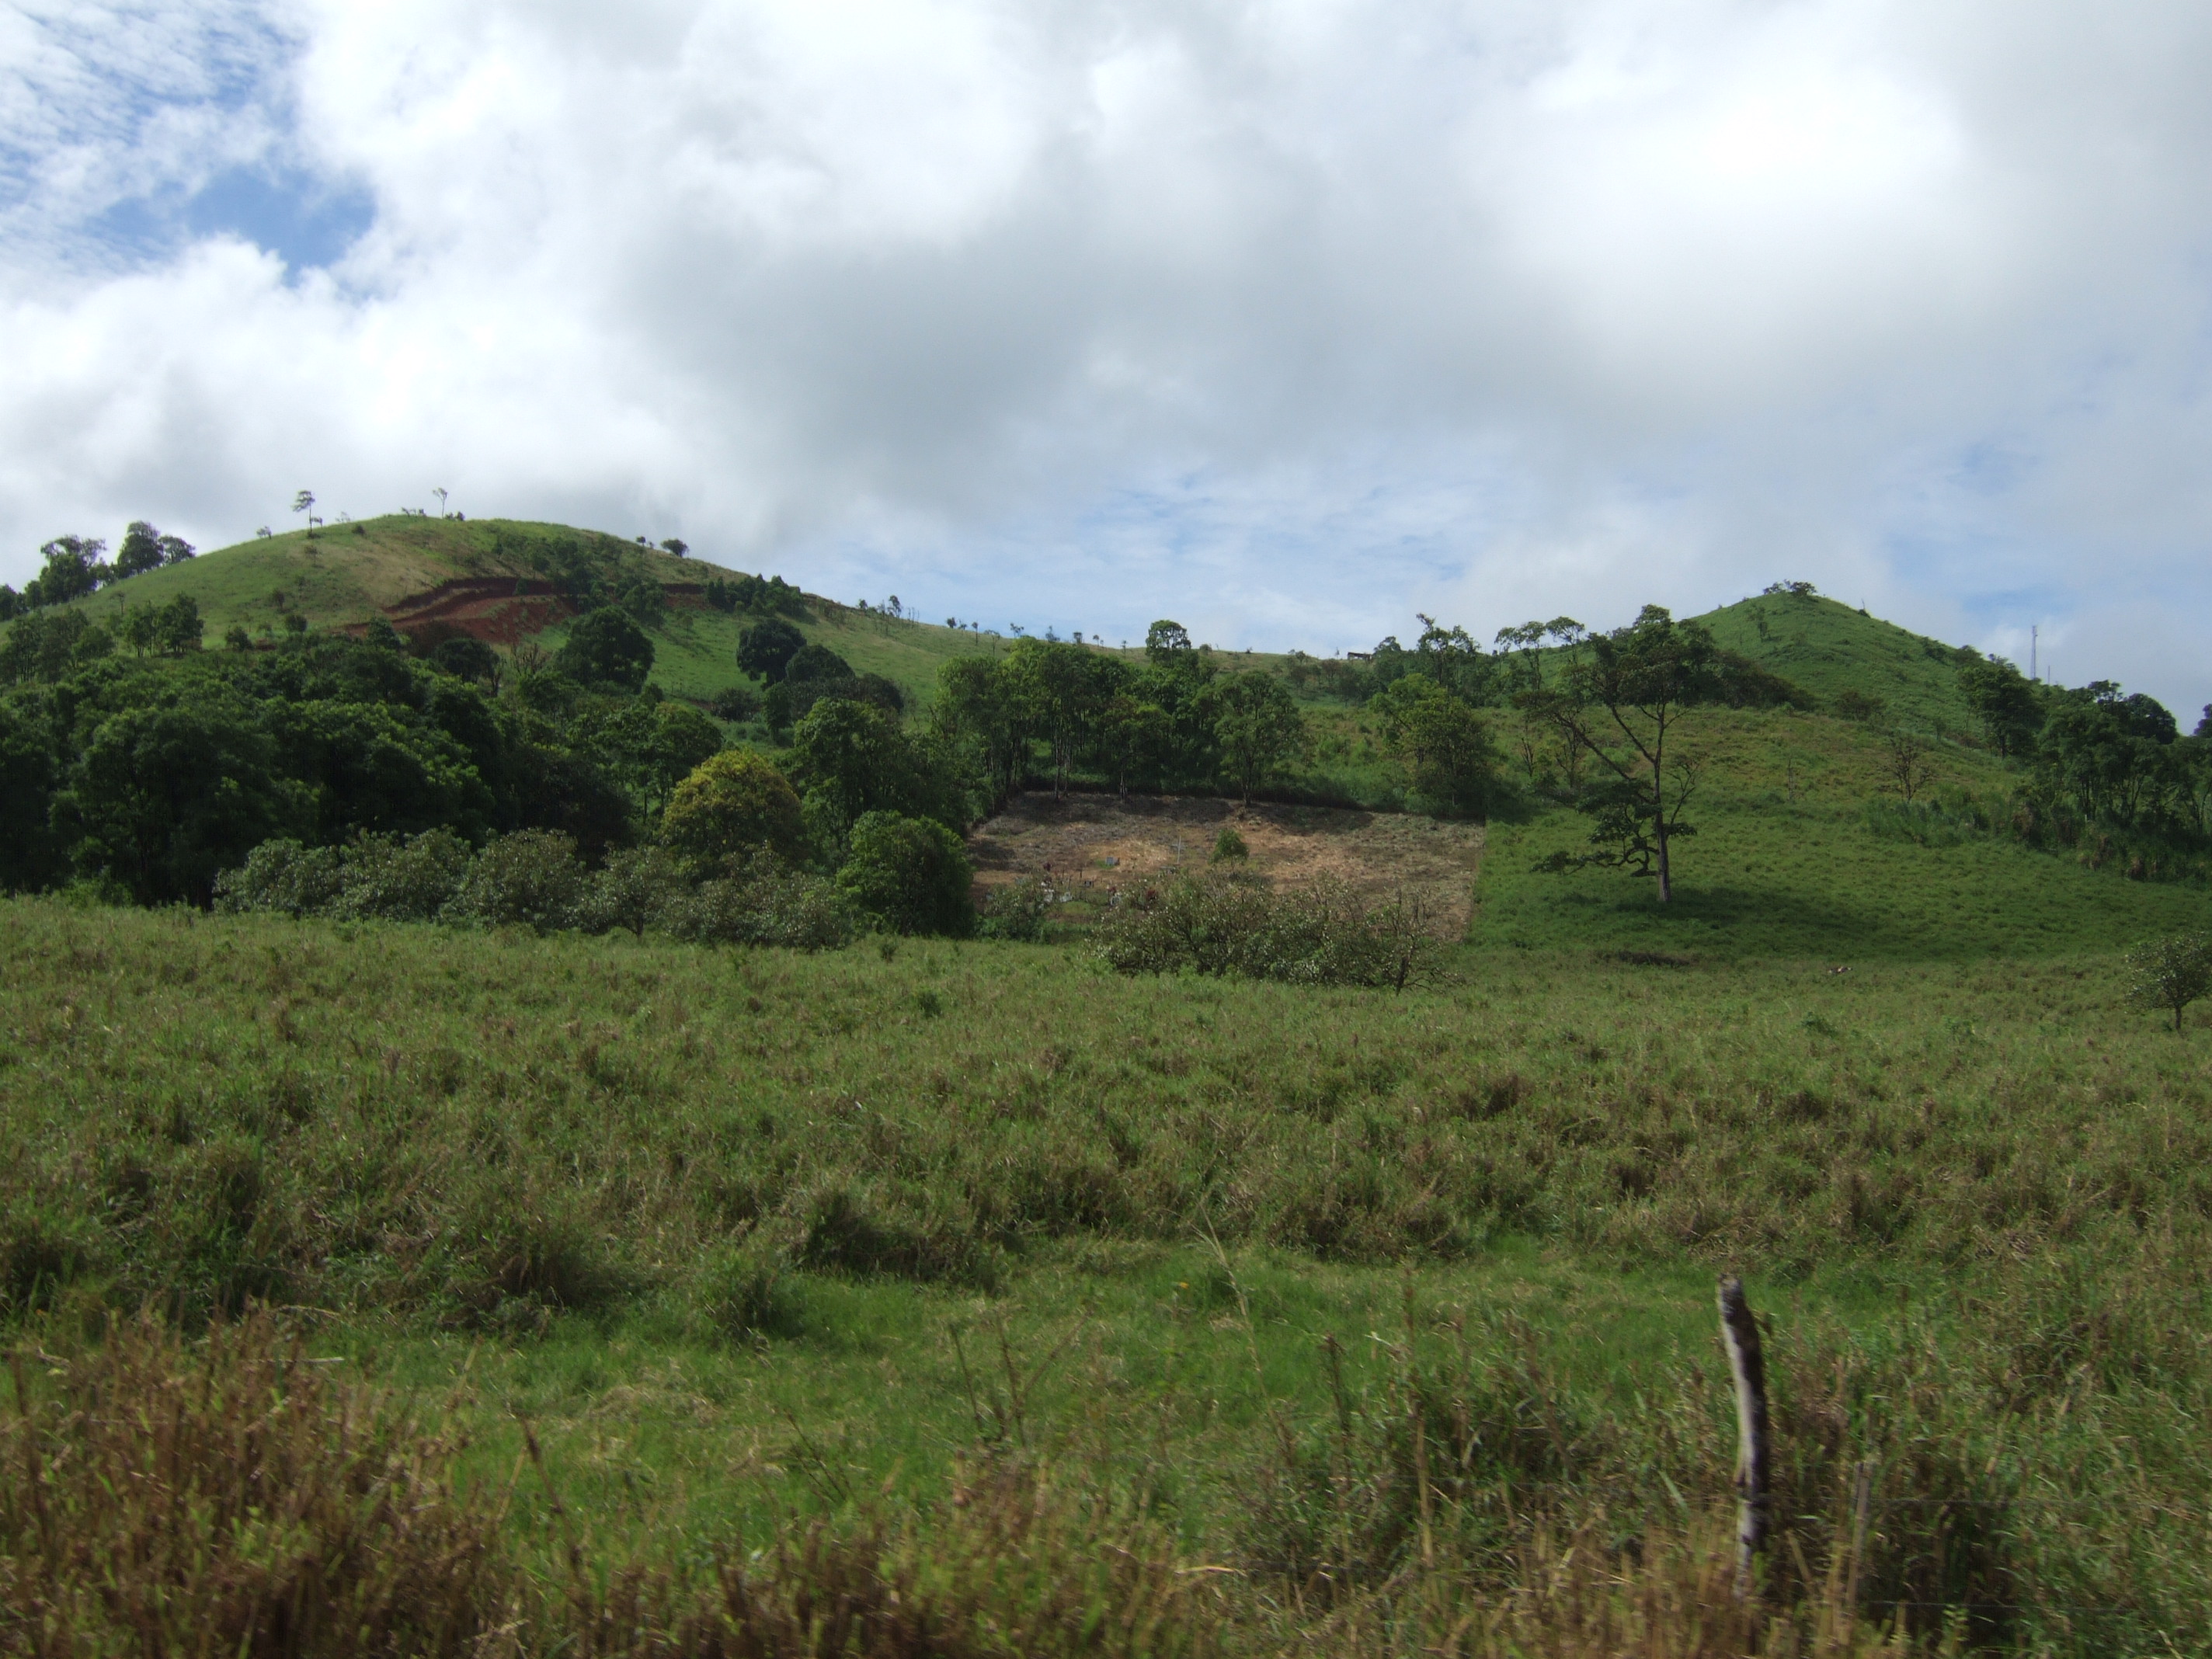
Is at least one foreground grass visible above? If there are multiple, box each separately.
[4,898,2211,1650]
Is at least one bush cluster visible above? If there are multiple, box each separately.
[215,828,857,946]
[1094,872,1445,990]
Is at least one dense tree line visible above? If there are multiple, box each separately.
[0,524,196,619]
[927,622,1312,807]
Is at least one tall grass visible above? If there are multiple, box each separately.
[3,898,2210,1650]
[1,1311,1944,1657]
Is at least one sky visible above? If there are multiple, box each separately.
[2,2,2208,714]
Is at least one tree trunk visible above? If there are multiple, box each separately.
[1652,753,1672,902]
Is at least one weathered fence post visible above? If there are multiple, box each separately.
[1717,1273,1772,1597]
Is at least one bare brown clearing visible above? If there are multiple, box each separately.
[966,791,1485,930]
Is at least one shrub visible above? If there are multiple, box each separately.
[213,839,344,916]
[663,850,856,949]
[582,843,690,937]
[1211,826,1249,863]
[0,1315,506,1652]
[446,830,586,932]
[336,828,473,921]
[979,875,1050,941]
[708,684,760,722]
[836,810,976,937]
[1862,798,1989,848]
[2126,933,2212,1032]
[1095,873,1444,989]
[661,750,805,866]
[693,1222,804,1340]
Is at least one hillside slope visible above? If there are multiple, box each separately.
[1694,589,1981,733]
[15,516,1007,708]
[34,516,679,637]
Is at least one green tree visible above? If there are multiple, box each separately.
[265,700,491,844]
[120,604,162,657]
[1957,654,2043,757]
[1004,638,1117,795]
[0,697,64,892]
[1542,605,1718,903]
[785,698,946,857]
[154,595,202,656]
[836,810,975,937]
[430,635,499,685]
[556,609,655,693]
[1197,670,1306,805]
[1372,676,1501,816]
[785,642,852,683]
[661,749,805,866]
[1096,693,1171,795]
[1144,619,1195,666]
[932,656,1031,803]
[23,536,108,607]
[584,844,690,937]
[54,697,280,905]
[114,520,167,579]
[737,618,806,683]
[2127,934,2212,1032]
[651,702,725,808]
[334,828,472,921]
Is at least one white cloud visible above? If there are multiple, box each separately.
[2,0,2210,711]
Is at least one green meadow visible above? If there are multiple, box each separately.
[5,839,2210,1650]
[5,527,2212,1653]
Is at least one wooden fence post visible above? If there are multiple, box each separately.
[1718,1273,1772,1597]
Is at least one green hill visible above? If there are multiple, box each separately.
[14,522,2034,734]
[13,515,1002,711]
[38,516,673,637]
[1694,587,1981,733]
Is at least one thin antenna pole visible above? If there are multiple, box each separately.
[2031,625,2038,681]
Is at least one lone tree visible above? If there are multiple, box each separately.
[1539,604,1718,903]
[1881,726,1939,803]
[2127,934,2212,1032]
[556,607,655,692]
[737,617,806,683]
[291,490,321,537]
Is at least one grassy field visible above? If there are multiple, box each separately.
[1478,705,2212,959]
[8,522,2203,1653]
[5,878,2209,1652]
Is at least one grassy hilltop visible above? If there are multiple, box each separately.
[1699,587,1980,733]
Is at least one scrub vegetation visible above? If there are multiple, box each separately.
[3,534,2210,1654]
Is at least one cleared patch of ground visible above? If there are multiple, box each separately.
[966,791,1485,932]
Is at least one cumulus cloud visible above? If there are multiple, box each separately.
[2,0,2209,711]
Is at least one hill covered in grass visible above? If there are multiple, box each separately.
[1696,586,1981,732]
[11,514,1005,710]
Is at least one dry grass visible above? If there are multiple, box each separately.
[0,1313,1932,1659]
[966,793,1484,933]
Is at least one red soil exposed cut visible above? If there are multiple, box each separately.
[341,579,718,646]
[967,791,1486,933]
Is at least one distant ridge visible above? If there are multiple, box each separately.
[9,516,2029,729]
